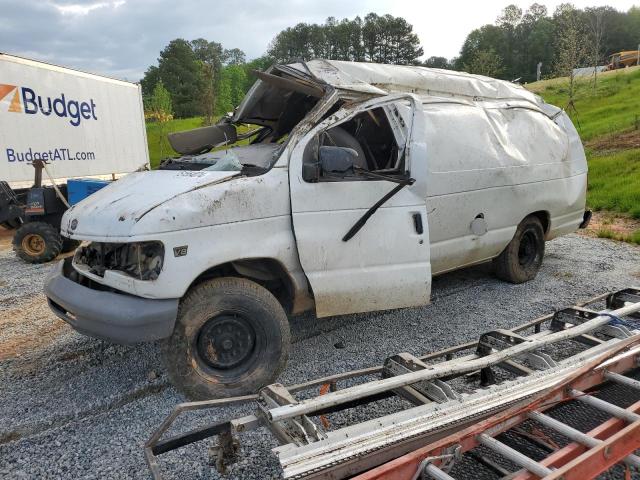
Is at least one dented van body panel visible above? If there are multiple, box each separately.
[46,59,587,339]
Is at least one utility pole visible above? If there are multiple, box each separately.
[536,62,542,81]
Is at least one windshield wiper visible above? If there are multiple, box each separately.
[342,171,415,242]
[352,167,409,184]
[241,163,269,174]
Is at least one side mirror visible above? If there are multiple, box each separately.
[318,146,357,175]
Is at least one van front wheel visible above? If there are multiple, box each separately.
[163,277,290,400]
[493,216,545,284]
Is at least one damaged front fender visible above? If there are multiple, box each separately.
[61,170,240,239]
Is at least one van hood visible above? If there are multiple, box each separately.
[61,170,239,238]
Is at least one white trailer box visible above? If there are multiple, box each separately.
[0,53,148,186]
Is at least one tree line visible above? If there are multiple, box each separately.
[141,5,640,120]
[267,13,423,64]
[140,12,423,120]
[141,38,271,120]
[453,3,640,83]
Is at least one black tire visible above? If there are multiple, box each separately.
[163,277,290,400]
[61,238,81,253]
[12,222,63,264]
[493,216,545,284]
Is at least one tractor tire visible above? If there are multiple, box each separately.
[493,215,545,284]
[13,222,63,264]
[163,277,290,400]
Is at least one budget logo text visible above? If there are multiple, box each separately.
[0,84,97,127]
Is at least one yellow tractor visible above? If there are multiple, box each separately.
[607,50,640,70]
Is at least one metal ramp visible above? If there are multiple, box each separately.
[145,288,640,480]
[357,344,640,480]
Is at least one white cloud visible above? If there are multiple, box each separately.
[52,0,125,16]
[2,0,638,80]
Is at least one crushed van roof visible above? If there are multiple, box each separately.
[288,59,541,104]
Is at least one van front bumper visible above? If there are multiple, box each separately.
[44,258,179,344]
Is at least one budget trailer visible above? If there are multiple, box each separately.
[0,53,149,262]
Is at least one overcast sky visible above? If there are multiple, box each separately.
[0,0,637,81]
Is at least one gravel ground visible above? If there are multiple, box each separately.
[0,234,639,480]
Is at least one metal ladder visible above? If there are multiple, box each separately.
[146,288,640,480]
[406,374,640,480]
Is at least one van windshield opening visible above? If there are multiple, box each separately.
[159,67,324,173]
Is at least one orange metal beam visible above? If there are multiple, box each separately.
[511,399,640,480]
[543,420,640,480]
[352,340,640,480]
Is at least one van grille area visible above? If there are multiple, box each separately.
[74,241,164,281]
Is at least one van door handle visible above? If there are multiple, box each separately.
[413,213,424,234]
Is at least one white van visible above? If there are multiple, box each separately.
[45,60,590,399]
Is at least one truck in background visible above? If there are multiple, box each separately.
[0,53,149,262]
[606,50,640,70]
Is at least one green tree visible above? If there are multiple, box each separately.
[586,6,608,90]
[191,39,224,124]
[423,56,452,69]
[157,39,204,118]
[464,49,504,77]
[457,25,507,72]
[146,81,173,157]
[216,65,249,116]
[553,4,588,102]
[522,13,555,80]
[140,65,160,98]
[243,56,274,92]
[224,48,246,65]
[515,4,554,81]
[363,13,423,64]
[216,69,232,116]
[267,13,422,65]
[453,2,640,83]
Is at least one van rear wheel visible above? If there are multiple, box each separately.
[163,277,290,400]
[493,216,545,284]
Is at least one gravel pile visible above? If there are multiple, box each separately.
[0,234,639,480]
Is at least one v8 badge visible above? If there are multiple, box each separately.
[173,245,188,257]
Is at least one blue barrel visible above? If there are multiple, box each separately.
[67,178,110,205]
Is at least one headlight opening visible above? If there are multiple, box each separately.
[75,241,164,281]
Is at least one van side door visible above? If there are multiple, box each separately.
[288,94,430,318]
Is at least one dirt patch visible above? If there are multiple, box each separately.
[0,294,68,361]
[0,226,13,252]
[576,210,640,242]
[586,128,640,153]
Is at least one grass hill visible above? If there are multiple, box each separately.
[146,117,204,168]
[527,66,640,244]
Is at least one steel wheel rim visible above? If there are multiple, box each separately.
[22,233,45,256]
[518,231,537,267]
[196,314,256,370]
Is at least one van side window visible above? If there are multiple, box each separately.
[303,106,406,182]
